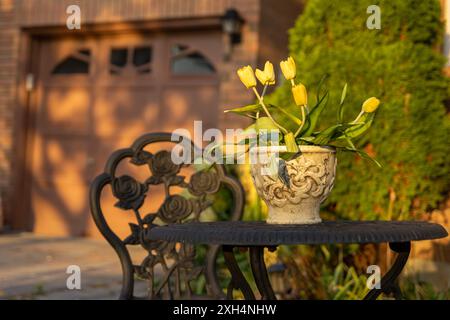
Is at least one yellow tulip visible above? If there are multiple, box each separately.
[255,61,275,85]
[237,65,257,88]
[292,83,308,106]
[280,56,296,80]
[362,97,380,113]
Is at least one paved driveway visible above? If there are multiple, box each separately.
[0,232,147,299]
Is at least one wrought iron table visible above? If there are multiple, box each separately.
[147,220,448,300]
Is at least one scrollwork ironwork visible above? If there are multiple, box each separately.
[89,132,244,299]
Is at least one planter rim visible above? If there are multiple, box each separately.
[250,145,336,154]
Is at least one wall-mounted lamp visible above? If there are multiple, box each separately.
[221,8,244,61]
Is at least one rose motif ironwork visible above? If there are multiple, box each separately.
[158,195,193,223]
[149,150,180,181]
[112,175,147,210]
[91,133,245,299]
[131,150,153,166]
[188,171,220,196]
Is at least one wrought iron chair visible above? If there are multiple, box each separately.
[89,132,244,299]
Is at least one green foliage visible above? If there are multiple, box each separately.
[269,0,450,220]
[277,244,367,299]
[400,278,450,300]
[320,262,369,300]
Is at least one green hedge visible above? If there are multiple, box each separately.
[269,0,450,220]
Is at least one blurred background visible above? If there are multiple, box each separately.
[0,0,448,299]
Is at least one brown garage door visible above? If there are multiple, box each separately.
[28,31,221,237]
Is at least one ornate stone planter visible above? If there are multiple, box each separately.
[250,145,336,224]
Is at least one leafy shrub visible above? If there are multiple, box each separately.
[269,0,450,220]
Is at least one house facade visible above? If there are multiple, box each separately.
[0,0,303,237]
[1,0,449,239]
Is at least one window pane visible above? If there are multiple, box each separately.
[171,52,215,75]
[52,54,90,75]
[110,48,128,67]
[133,46,152,66]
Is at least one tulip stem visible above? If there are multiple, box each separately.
[294,105,306,137]
[261,84,268,98]
[351,110,365,124]
[257,84,267,121]
[252,87,288,134]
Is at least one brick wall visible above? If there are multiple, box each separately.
[0,0,19,229]
[16,0,238,26]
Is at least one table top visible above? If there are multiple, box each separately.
[146,220,448,246]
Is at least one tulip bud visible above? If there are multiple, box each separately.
[280,56,296,80]
[255,61,275,85]
[292,83,308,106]
[362,97,380,113]
[284,132,299,153]
[237,66,257,89]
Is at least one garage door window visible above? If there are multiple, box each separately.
[110,46,152,75]
[51,49,91,75]
[171,44,215,75]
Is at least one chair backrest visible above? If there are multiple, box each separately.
[89,132,244,299]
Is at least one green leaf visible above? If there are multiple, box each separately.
[209,119,280,160]
[320,245,331,261]
[312,123,356,145]
[298,136,315,144]
[343,134,356,150]
[224,104,261,114]
[254,116,280,132]
[343,147,382,168]
[338,83,348,122]
[334,279,355,300]
[244,122,282,148]
[284,132,299,153]
[268,104,303,133]
[339,83,348,106]
[338,112,375,140]
[316,74,329,103]
[269,104,302,126]
[243,123,256,135]
[312,124,340,145]
[302,91,329,137]
[354,149,382,168]
[279,152,300,161]
[207,137,251,160]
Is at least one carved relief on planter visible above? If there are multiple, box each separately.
[250,146,336,224]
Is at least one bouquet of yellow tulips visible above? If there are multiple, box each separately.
[225,56,381,166]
